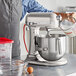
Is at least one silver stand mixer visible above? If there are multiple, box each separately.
[25,12,67,66]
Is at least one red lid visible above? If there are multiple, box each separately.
[0,37,14,44]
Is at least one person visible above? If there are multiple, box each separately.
[0,0,76,58]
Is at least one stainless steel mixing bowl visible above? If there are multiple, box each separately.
[36,34,66,61]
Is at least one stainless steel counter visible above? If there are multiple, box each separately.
[27,54,76,76]
[1,54,76,76]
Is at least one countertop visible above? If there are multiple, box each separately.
[27,54,76,76]
[1,54,76,76]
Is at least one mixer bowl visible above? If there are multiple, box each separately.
[36,34,66,61]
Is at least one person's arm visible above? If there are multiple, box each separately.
[21,0,53,20]
[27,0,53,12]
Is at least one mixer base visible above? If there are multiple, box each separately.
[26,54,67,66]
[27,58,67,66]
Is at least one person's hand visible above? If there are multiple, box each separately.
[70,12,76,23]
[54,12,76,23]
[54,12,67,20]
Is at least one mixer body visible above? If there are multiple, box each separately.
[25,12,67,66]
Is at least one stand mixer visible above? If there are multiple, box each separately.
[25,12,68,66]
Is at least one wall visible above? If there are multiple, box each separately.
[37,0,76,12]
[20,0,76,57]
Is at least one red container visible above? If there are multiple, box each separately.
[0,38,14,63]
